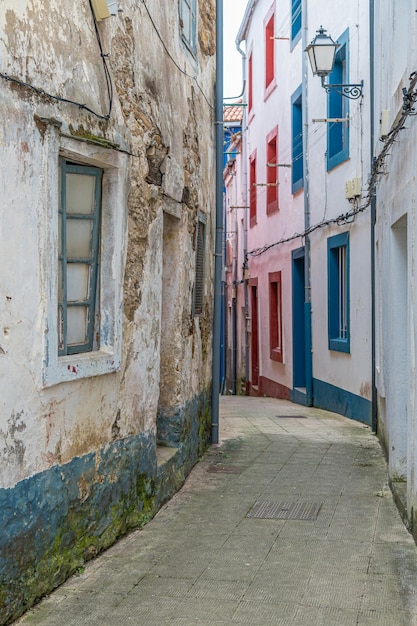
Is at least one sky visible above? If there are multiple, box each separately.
[223,0,248,99]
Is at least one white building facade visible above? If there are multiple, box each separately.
[0,1,216,622]
[373,1,417,537]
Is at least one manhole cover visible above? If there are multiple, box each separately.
[246,500,322,520]
[207,465,242,474]
[275,415,307,419]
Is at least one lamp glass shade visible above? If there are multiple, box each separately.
[306,28,339,77]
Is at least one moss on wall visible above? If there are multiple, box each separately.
[0,389,212,625]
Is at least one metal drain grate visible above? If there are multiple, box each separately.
[207,465,242,474]
[275,415,307,419]
[246,500,322,520]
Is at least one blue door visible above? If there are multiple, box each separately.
[292,248,306,389]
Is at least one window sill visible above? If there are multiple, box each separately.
[264,79,277,102]
[290,29,302,51]
[43,348,121,388]
[270,348,283,363]
[327,151,349,172]
[292,178,304,195]
[267,200,279,215]
[328,338,350,354]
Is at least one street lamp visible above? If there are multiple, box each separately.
[305,26,363,100]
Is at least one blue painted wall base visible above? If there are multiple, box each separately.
[0,389,212,625]
[290,388,308,406]
[313,378,372,426]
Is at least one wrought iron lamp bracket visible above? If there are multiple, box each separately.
[321,77,364,100]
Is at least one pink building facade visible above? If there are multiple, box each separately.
[226,0,372,425]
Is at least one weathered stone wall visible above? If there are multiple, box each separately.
[0,1,215,622]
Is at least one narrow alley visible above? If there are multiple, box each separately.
[14,397,417,625]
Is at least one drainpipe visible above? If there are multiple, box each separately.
[235,39,250,396]
[370,0,377,432]
[232,195,238,395]
[222,192,228,395]
[302,0,313,406]
[211,0,223,444]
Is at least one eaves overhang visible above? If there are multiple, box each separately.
[235,0,259,46]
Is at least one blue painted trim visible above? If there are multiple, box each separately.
[290,387,307,406]
[327,232,350,353]
[58,159,102,356]
[1,389,212,624]
[290,0,302,46]
[313,378,372,425]
[292,247,306,388]
[179,0,197,57]
[327,28,350,171]
[291,85,303,193]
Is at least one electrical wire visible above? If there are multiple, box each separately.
[244,70,417,264]
[141,0,214,110]
[88,0,113,118]
[0,2,112,120]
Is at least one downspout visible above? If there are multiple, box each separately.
[232,204,238,395]
[211,0,223,444]
[370,0,377,432]
[235,39,250,396]
[222,192,228,394]
[302,0,313,405]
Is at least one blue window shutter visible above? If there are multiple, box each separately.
[180,0,197,56]
[291,85,303,193]
[327,29,349,171]
[291,0,302,42]
[327,232,350,353]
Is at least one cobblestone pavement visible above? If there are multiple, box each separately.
[15,397,417,625]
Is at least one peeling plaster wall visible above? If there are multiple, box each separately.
[0,0,215,621]
[374,0,417,533]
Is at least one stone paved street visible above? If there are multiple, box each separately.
[14,397,417,625]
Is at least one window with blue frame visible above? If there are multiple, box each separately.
[327,232,350,353]
[327,29,349,170]
[179,0,197,56]
[58,159,102,355]
[291,85,303,193]
[291,0,301,43]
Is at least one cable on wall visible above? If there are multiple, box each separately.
[141,0,214,110]
[244,70,417,264]
[0,3,112,120]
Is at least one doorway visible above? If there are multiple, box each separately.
[292,247,306,391]
[250,281,259,388]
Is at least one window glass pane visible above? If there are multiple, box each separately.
[66,219,93,258]
[67,263,90,302]
[66,174,96,214]
[67,306,88,345]
[339,247,347,338]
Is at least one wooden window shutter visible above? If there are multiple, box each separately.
[194,213,206,315]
